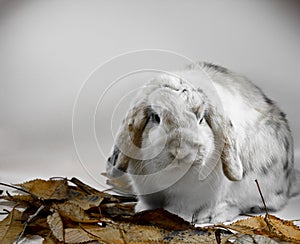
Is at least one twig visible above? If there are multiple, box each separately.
[254,179,269,217]
[16,205,45,244]
[27,205,45,223]
[49,176,67,181]
[0,209,10,215]
[0,182,31,195]
[255,179,273,232]
[292,219,300,222]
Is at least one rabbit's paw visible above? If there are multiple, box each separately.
[210,202,241,223]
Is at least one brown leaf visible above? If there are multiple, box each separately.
[51,201,98,223]
[0,208,24,243]
[99,202,136,217]
[77,220,215,244]
[68,188,103,210]
[65,222,158,244]
[21,205,45,223]
[27,217,50,237]
[225,214,300,243]
[3,177,300,243]
[1,194,36,206]
[266,215,300,242]
[43,233,62,244]
[70,177,121,203]
[16,179,69,200]
[64,227,96,243]
[124,208,192,231]
[225,215,266,233]
[47,211,64,242]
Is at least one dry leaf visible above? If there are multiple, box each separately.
[1,177,300,243]
[1,194,35,206]
[27,217,50,238]
[16,179,69,200]
[70,177,121,203]
[43,233,62,244]
[21,205,44,223]
[99,202,136,217]
[64,227,96,243]
[266,214,300,242]
[75,220,217,244]
[225,214,300,243]
[51,201,98,223]
[47,211,64,242]
[0,208,24,243]
[122,208,192,231]
[68,188,103,210]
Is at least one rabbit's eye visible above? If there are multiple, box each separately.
[193,110,203,124]
[151,113,160,124]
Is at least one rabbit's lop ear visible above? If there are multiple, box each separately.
[107,101,149,177]
[205,106,243,181]
[221,124,243,181]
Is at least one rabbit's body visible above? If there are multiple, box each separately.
[107,62,300,223]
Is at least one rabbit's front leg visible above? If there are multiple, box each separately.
[210,201,241,223]
[135,200,151,212]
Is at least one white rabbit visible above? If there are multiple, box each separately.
[106,62,300,223]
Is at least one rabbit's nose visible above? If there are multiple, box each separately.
[169,140,190,159]
[169,148,189,160]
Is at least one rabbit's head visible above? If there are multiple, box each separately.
[106,72,243,193]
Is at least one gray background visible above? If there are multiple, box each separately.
[0,0,299,220]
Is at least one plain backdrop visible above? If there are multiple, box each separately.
[1,0,300,223]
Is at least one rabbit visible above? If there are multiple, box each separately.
[105,62,300,223]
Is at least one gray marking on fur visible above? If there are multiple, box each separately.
[162,84,180,91]
[108,146,120,166]
[191,205,208,224]
[283,159,289,171]
[202,62,229,74]
[263,95,274,105]
[261,166,268,175]
[249,206,263,213]
[286,168,292,180]
[283,136,290,153]
[275,189,284,196]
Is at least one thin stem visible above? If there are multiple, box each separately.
[254,179,269,217]
[0,182,31,195]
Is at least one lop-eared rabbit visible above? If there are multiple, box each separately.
[106,62,300,223]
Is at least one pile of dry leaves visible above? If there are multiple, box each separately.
[1,178,300,243]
